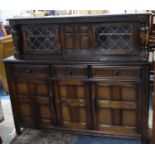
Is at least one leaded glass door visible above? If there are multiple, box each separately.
[93,23,139,57]
[22,24,61,60]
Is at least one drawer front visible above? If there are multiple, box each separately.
[11,64,50,77]
[52,65,88,78]
[92,66,142,80]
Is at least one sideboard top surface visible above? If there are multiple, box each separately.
[8,13,151,25]
[3,56,149,66]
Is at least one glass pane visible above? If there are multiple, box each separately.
[96,23,132,50]
[24,26,58,50]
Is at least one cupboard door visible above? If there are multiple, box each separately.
[54,80,90,130]
[92,81,141,136]
[14,78,55,128]
[22,25,61,60]
[94,23,133,53]
[61,24,94,61]
[92,23,140,61]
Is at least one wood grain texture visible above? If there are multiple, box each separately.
[4,14,151,143]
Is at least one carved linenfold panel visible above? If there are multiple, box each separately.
[95,23,133,50]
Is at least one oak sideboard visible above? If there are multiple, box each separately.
[4,14,152,143]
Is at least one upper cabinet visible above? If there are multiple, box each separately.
[9,14,151,61]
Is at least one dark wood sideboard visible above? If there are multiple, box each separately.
[4,14,152,143]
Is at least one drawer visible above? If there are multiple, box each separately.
[92,66,142,80]
[11,64,50,77]
[52,65,88,78]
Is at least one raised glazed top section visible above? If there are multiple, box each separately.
[8,13,151,25]
[8,13,152,62]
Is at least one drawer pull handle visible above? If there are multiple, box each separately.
[114,71,119,76]
[25,69,32,73]
[67,70,73,75]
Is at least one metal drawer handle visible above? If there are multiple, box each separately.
[114,70,119,76]
[25,69,32,73]
[67,70,73,75]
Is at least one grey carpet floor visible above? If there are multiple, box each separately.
[11,128,141,144]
